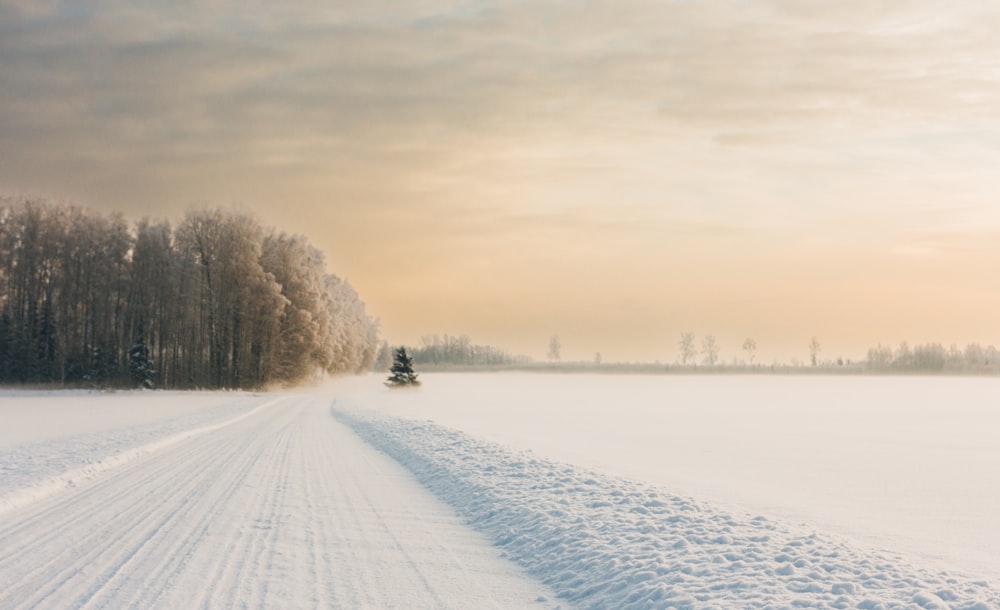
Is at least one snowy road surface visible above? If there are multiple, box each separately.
[0,393,557,609]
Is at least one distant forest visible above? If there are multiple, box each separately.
[0,198,379,389]
[864,342,1000,374]
[376,334,532,370]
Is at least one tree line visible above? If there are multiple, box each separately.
[375,334,531,369]
[0,198,379,389]
[866,342,1000,373]
[675,331,1000,373]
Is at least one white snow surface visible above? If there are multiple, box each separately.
[0,390,274,513]
[331,373,1000,585]
[0,391,558,609]
[3,376,999,609]
[335,404,1000,609]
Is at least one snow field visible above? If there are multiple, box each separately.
[0,393,559,609]
[335,406,1000,610]
[330,373,1000,582]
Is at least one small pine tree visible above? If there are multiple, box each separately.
[128,324,156,389]
[386,346,420,387]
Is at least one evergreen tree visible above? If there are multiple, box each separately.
[86,343,116,387]
[0,313,10,380]
[128,323,155,388]
[386,346,419,387]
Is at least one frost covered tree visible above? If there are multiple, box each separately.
[406,335,528,366]
[742,338,757,365]
[373,340,392,371]
[867,344,893,370]
[386,347,419,387]
[809,336,821,367]
[0,198,380,389]
[326,275,379,374]
[260,232,329,384]
[678,332,696,365]
[548,335,561,361]
[701,335,719,366]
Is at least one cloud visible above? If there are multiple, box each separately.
[5,0,1000,358]
[4,0,998,182]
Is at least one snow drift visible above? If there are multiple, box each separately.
[335,405,1000,610]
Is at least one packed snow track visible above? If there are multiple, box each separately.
[0,393,557,609]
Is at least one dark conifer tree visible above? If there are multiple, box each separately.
[386,347,419,387]
[128,323,155,389]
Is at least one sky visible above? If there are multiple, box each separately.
[3,0,1000,363]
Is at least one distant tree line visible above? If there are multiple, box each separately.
[0,198,379,389]
[673,331,1000,373]
[866,342,1000,373]
[375,334,531,368]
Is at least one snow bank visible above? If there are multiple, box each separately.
[329,373,1000,581]
[334,406,1000,610]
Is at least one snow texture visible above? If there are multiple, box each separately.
[0,393,559,609]
[0,391,273,514]
[335,406,1000,610]
[330,373,1000,582]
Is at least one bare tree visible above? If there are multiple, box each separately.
[742,338,757,366]
[701,335,719,366]
[678,332,696,365]
[809,336,821,367]
[548,335,561,361]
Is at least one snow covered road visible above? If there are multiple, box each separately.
[0,394,557,609]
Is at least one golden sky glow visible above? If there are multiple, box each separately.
[4,0,1000,362]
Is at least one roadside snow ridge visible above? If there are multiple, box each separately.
[0,395,272,515]
[335,407,999,610]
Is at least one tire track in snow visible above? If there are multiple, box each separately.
[246,408,296,608]
[0,394,559,610]
[118,417,280,609]
[345,435,449,609]
[0,395,278,517]
[0,401,292,609]
[0,420,249,604]
[194,412,294,609]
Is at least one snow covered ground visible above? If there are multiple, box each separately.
[336,406,1000,609]
[0,391,558,609]
[2,376,999,609]
[331,373,1000,588]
